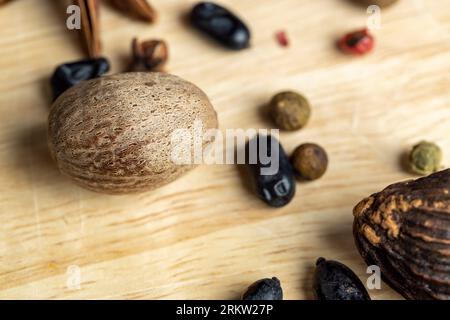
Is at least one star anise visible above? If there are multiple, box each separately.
[109,0,157,23]
[73,0,157,58]
[1,0,159,60]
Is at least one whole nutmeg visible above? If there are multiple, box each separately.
[351,0,399,8]
[291,143,328,180]
[48,72,218,194]
[408,141,442,175]
[269,91,311,131]
[353,169,450,299]
[242,277,283,300]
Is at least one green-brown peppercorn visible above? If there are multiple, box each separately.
[408,141,442,175]
[269,91,311,131]
[291,143,328,180]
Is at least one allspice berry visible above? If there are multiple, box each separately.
[269,91,311,131]
[291,143,328,180]
[408,141,442,175]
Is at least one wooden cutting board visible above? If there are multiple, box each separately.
[0,0,449,299]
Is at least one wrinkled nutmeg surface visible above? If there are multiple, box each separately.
[48,72,218,194]
[353,169,450,299]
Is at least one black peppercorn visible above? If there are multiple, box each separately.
[50,57,110,100]
[313,257,371,300]
[242,277,283,300]
[245,134,296,207]
[190,2,251,50]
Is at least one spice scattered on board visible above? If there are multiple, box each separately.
[48,72,218,194]
[269,91,311,131]
[245,135,296,207]
[291,143,328,181]
[50,57,110,100]
[313,258,371,300]
[338,28,374,55]
[73,0,101,58]
[275,31,289,48]
[129,38,169,72]
[353,169,450,300]
[190,2,251,50]
[242,277,283,300]
[109,0,157,22]
[408,141,443,175]
[0,0,14,5]
[71,0,158,58]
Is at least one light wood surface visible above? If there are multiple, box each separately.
[0,0,449,300]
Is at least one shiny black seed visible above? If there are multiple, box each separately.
[242,277,283,300]
[191,2,250,50]
[50,57,110,100]
[313,257,371,300]
[245,134,296,207]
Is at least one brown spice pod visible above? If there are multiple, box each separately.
[74,0,102,58]
[353,169,450,299]
[129,38,168,72]
[109,0,157,23]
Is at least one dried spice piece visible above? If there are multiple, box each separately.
[50,57,110,100]
[338,28,374,55]
[313,258,371,300]
[269,91,311,131]
[408,141,443,175]
[0,0,14,5]
[242,277,283,300]
[245,135,296,208]
[129,38,168,72]
[109,0,157,22]
[353,169,450,299]
[48,73,218,194]
[190,2,251,50]
[74,0,101,58]
[352,0,399,8]
[275,31,289,48]
[291,143,328,180]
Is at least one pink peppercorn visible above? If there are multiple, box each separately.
[275,31,289,48]
[338,29,374,55]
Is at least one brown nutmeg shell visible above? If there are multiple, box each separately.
[48,72,218,194]
[353,169,450,300]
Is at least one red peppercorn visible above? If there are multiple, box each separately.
[275,31,289,48]
[338,29,374,55]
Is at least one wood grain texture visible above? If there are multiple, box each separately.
[0,0,449,299]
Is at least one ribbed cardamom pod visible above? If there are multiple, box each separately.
[353,169,450,300]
